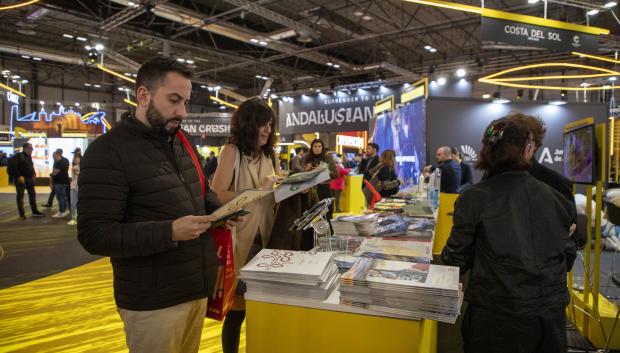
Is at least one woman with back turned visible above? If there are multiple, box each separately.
[441,115,577,353]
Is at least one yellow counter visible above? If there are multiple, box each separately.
[433,192,458,255]
[246,292,437,353]
[340,174,366,213]
[0,167,8,187]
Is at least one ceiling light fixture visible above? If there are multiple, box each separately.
[258,41,268,46]
[482,93,491,99]
[250,38,259,43]
[587,9,599,15]
[437,77,446,85]
[604,1,617,7]
[528,0,540,3]
[62,34,74,39]
[94,84,101,88]
[76,36,87,42]
[32,57,41,61]
[456,68,466,77]
[186,59,194,64]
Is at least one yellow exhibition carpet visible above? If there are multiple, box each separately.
[0,258,244,353]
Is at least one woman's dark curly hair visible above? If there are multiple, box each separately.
[227,98,276,161]
[476,116,532,173]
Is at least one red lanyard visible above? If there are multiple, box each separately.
[176,130,205,198]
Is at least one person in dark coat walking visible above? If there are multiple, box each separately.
[12,143,44,219]
[78,57,232,353]
[441,117,577,353]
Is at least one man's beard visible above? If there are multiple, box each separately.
[146,101,181,135]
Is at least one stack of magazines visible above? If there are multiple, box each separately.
[339,258,462,323]
[353,237,433,263]
[240,249,339,300]
[331,214,379,236]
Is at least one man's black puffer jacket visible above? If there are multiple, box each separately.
[441,171,577,316]
[78,113,222,311]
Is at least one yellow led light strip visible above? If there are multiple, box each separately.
[572,51,620,64]
[402,0,609,35]
[479,62,620,91]
[0,82,26,97]
[493,73,613,82]
[210,95,238,109]
[96,64,136,84]
[0,0,39,11]
[123,98,137,107]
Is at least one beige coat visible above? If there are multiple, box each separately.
[223,144,276,282]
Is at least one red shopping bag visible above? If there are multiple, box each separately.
[206,227,235,320]
[363,179,382,209]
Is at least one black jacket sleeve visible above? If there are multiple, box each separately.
[77,139,176,258]
[461,163,473,186]
[441,191,479,274]
[439,163,458,193]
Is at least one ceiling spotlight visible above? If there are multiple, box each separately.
[362,15,373,20]
[176,58,185,63]
[32,57,41,61]
[39,100,44,105]
[207,86,214,91]
[84,83,91,87]
[186,59,194,64]
[21,79,28,84]
[456,68,466,77]
[62,34,74,39]
[326,62,333,67]
[258,41,268,46]
[75,102,80,107]
[429,48,437,53]
[580,82,591,87]
[610,76,617,81]
[124,73,132,76]
[57,102,62,106]
[528,0,540,3]
[270,94,278,98]
[316,89,321,92]
[587,9,599,15]
[200,85,206,88]
[94,84,101,88]
[604,1,617,7]
[482,93,491,99]
[219,105,227,110]
[403,83,411,88]
[214,85,221,90]
[437,77,446,85]
[85,45,92,50]
[76,36,87,42]
[353,10,364,16]
[1,70,9,74]
[11,75,20,79]
[250,38,259,43]
[333,64,341,69]
[424,45,431,50]
[255,75,262,79]
[94,43,104,51]
[21,55,30,59]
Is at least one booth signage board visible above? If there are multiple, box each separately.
[6,92,20,105]
[481,17,599,54]
[337,135,364,148]
[425,97,608,182]
[182,117,231,136]
[278,86,402,134]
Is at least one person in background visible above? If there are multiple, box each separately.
[343,153,356,170]
[51,149,70,218]
[206,151,218,183]
[451,147,473,191]
[42,149,62,209]
[78,56,224,353]
[210,98,281,353]
[67,155,80,226]
[357,143,380,181]
[289,146,308,175]
[12,143,44,220]
[441,117,576,353]
[0,152,8,166]
[369,149,401,198]
[330,156,351,213]
[304,138,339,218]
[423,146,461,194]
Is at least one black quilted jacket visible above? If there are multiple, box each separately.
[442,171,576,316]
[78,113,222,311]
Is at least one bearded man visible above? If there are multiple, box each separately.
[78,57,224,353]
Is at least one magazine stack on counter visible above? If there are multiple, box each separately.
[406,217,436,240]
[339,258,462,323]
[331,214,379,236]
[353,237,433,263]
[240,249,339,300]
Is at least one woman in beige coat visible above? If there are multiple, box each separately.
[211,98,281,353]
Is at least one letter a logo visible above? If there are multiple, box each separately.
[538,147,553,164]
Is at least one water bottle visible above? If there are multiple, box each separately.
[432,168,441,210]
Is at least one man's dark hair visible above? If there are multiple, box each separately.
[450,147,462,160]
[135,56,193,94]
[294,147,302,154]
[368,143,379,152]
[506,112,546,151]
[22,143,32,149]
[476,117,531,173]
[301,146,309,153]
[228,98,276,161]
